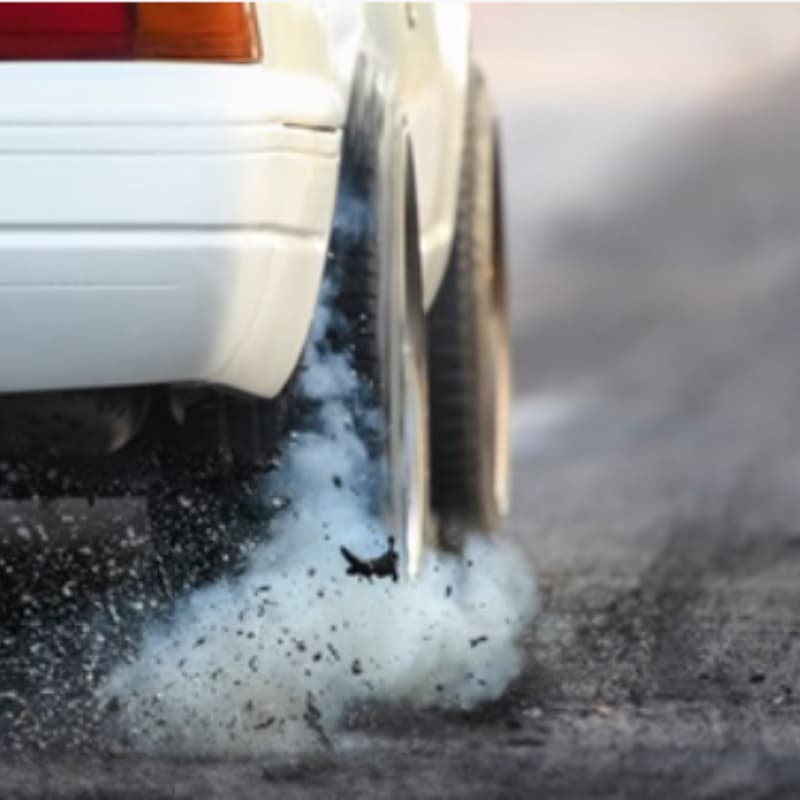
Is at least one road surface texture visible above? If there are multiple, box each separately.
[4,5,800,798]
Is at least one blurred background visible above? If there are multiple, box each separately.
[470,4,800,752]
[473,4,800,568]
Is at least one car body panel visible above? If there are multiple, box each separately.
[0,2,470,399]
[318,2,470,306]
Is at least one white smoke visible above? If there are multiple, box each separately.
[99,288,537,756]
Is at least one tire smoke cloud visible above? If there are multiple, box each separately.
[100,287,537,755]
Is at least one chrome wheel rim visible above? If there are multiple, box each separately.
[475,124,511,525]
[381,136,429,578]
[488,130,511,518]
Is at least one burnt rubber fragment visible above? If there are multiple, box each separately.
[340,536,398,582]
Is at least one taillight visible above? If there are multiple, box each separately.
[0,3,258,62]
[136,4,256,62]
[0,4,133,59]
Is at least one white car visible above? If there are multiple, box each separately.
[0,3,509,578]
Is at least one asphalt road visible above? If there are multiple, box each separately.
[4,7,800,799]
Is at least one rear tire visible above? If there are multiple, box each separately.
[428,66,512,538]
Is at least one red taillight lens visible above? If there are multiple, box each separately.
[0,3,258,62]
[0,3,133,59]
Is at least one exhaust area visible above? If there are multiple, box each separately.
[99,289,538,756]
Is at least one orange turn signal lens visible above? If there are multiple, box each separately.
[134,3,258,62]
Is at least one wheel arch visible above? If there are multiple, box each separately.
[325,5,471,311]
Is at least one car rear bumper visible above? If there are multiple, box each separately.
[0,225,331,398]
[0,66,342,398]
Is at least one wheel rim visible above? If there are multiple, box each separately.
[382,138,429,579]
[487,129,511,519]
[397,292,428,577]
[473,122,512,527]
